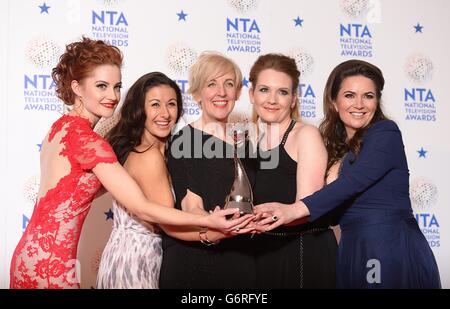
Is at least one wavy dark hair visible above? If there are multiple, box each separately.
[319,59,388,172]
[106,72,183,164]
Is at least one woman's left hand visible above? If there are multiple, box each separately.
[253,201,310,231]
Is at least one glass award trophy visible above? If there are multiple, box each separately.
[224,123,254,215]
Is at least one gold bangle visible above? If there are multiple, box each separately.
[199,228,219,246]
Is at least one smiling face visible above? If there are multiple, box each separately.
[198,71,238,123]
[333,75,378,139]
[249,68,297,124]
[144,85,179,140]
[71,64,122,121]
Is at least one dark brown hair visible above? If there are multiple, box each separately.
[249,53,300,119]
[52,37,123,105]
[106,72,183,165]
[319,59,388,172]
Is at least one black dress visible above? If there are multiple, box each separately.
[159,124,257,289]
[253,120,338,288]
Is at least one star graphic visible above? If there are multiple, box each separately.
[37,143,42,152]
[104,208,114,221]
[177,10,188,21]
[417,147,427,158]
[38,2,51,14]
[414,23,423,33]
[242,77,250,88]
[293,16,304,27]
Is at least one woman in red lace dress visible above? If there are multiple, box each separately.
[9,38,250,289]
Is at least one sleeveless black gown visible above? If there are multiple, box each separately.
[253,120,338,288]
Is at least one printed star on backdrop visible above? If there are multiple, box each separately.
[293,16,304,27]
[104,208,114,221]
[242,77,250,88]
[38,2,51,14]
[37,143,42,152]
[417,147,427,158]
[177,10,188,21]
[414,23,423,33]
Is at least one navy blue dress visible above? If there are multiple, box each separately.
[302,120,441,288]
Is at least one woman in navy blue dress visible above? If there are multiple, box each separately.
[255,59,441,288]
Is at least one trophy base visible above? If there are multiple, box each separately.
[224,201,254,217]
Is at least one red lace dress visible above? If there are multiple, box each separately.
[10,115,117,289]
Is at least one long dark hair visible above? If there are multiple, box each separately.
[106,72,183,164]
[319,60,388,172]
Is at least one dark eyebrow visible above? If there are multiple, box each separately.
[257,84,290,91]
[96,80,122,86]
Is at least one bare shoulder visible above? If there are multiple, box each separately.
[125,147,167,177]
[291,122,322,142]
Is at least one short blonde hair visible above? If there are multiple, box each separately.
[188,51,243,102]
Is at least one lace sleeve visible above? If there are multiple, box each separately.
[69,127,118,170]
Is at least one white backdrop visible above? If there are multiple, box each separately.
[0,0,9,290]
[1,0,449,288]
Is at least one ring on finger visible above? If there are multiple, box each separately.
[271,215,279,222]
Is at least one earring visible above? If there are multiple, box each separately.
[72,96,84,114]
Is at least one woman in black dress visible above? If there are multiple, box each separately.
[249,54,338,288]
[254,60,440,288]
[159,52,257,288]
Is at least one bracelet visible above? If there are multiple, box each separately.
[199,228,220,246]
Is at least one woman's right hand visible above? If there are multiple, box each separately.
[211,206,260,236]
[203,207,255,232]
